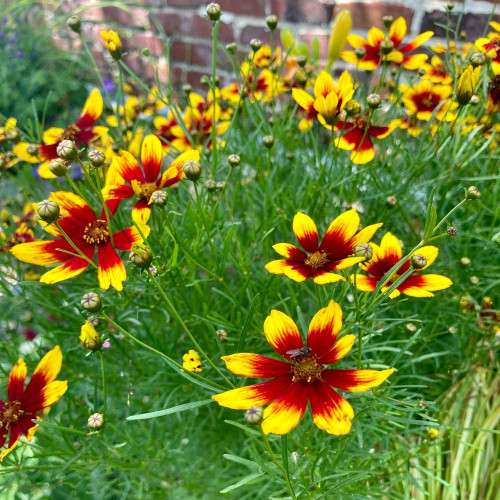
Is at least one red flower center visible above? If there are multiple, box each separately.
[1,401,23,428]
[305,251,329,270]
[83,220,110,245]
[291,355,323,383]
[353,116,368,130]
[417,92,440,110]
[61,124,81,141]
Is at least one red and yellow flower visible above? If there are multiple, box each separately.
[292,70,354,131]
[103,134,199,224]
[10,191,148,290]
[421,56,453,85]
[352,232,453,298]
[0,223,34,253]
[401,80,458,121]
[335,114,396,164]
[266,210,382,284]
[475,22,500,75]
[0,346,67,460]
[37,89,107,178]
[342,17,433,70]
[213,301,394,435]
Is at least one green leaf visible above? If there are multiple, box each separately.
[126,399,214,421]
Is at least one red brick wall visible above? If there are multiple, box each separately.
[50,0,500,88]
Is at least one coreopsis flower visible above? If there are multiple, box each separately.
[401,80,458,121]
[252,45,282,69]
[486,75,500,114]
[153,110,178,152]
[421,56,453,84]
[335,114,396,164]
[101,30,122,60]
[212,301,395,435]
[475,22,500,74]
[455,65,481,105]
[183,350,202,372]
[342,17,433,70]
[10,191,148,290]
[352,232,452,298]
[37,89,107,178]
[392,117,424,137]
[0,223,34,253]
[292,71,354,131]
[266,210,382,284]
[0,346,67,460]
[103,135,199,224]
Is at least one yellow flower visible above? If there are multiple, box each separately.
[455,65,481,105]
[101,30,122,60]
[183,350,202,372]
[80,322,103,350]
[428,428,439,440]
[327,10,351,70]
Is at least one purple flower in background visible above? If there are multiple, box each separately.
[73,163,84,181]
[102,78,115,95]
[14,50,24,58]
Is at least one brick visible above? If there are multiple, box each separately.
[420,11,500,40]
[334,3,414,31]
[218,0,266,17]
[240,25,271,45]
[129,33,165,57]
[171,65,212,88]
[285,0,332,26]
[171,41,231,70]
[102,6,149,28]
[270,0,286,19]
[168,0,205,7]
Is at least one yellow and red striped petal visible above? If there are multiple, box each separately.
[367,27,385,47]
[331,256,365,271]
[306,300,342,357]
[292,88,314,112]
[114,225,147,251]
[8,359,27,402]
[400,274,452,297]
[323,368,395,392]
[132,199,152,225]
[102,184,135,200]
[272,243,306,260]
[21,380,68,413]
[42,127,64,145]
[141,134,163,182]
[0,422,23,461]
[403,53,429,70]
[265,259,312,282]
[389,17,407,47]
[40,252,93,285]
[346,34,368,49]
[76,88,103,129]
[309,381,354,435]
[401,31,434,54]
[351,274,378,292]
[320,334,356,365]
[10,240,69,266]
[350,136,375,164]
[221,353,290,378]
[293,212,319,253]
[160,149,199,188]
[112,151,145,184]
[380,232,402,261]
[313,272,345,285]
[49,191,96,227]
[212,374,292,409]
[97,242,126,291]
[350,223,383,248]
[264,309,304,358]
[261,381,309,434]
[314,71,335,98]
[320,209,360,253]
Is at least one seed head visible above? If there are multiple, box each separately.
[428,428,439,440]
[470,276,479,285]
[250,39,262,52]
[470,52,486,68]
[386,196,397,208]
[383,16,394,29]
[217,329,228,342]
[355,47,366,59]
[447,226,457,236]
[226,43,237,54]
[460,257,471,267]
[182,84,192,96]
[366,93,381,109]
[380,38,394,55]
[205,179,217,191]
[406,323,418,333]
[345,100,361,116]
[26,144,38,156]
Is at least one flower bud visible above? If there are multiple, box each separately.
[354,243,373,261]
[27,144,38,156]
[245,406,263,425]
[406,323,418,333]
[150,190,168,207]
[88,149,105,167]
[456,65,480,105]
[327,9,351,69]
[459,30,466,41]
[101,30,122,60]
[87,315,100,327]
[366,93,381,109]
[67,15,81,33]
[460,257,471,267]
[81,292,102,312]
[182,84,192,96]
[296,55,307,67]
[449,327,457,334]
[37,200,60,223]
[228,154,240,167]
[417,67,426,77]
[57,140,78,160]
[345,100,361,116]
[355,47,366,59]
[410,253,427,269]
[262,135,274,148]
[206,3,221,21]
[216,181,226,190]
[149,265,158,276]
[447,226,457,236]
[383,16,394,29]
[80,322,103,350]
[226,43,237,54]
[466,185,481,200]
[250,39,262,52]
[380,38,394,55]
[88,413,104,430]
[470,276,479,285]
[205,179,217,191]
[142,48,151,56]
[49,159,68,177]
[446,2,454,11]
[470,52,486,68]
[217,329,228,342]
[129,244,153,268]
[266,15,278,31]
[418,400,427,409]
[183,160,202,181]
[428,428,439,440]
[6,130,20,143]
[386,195,397,208]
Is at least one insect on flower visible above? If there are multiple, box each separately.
[286,347,312,359]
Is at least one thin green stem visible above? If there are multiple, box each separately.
[54,221,97,269]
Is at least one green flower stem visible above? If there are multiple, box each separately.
[54,221,97,269]
[146,269,235,389]
[101,312,228,392]
[99,351,107,414]
[432,198,467,235]
[211,19,220,176]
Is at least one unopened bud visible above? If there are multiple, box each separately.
[245,406,263,424]
[87,315,100,327]
[406,323,418,333]
[183,160,202,181]
[216,181,226,190]
[217,329,228,342]
[460,257,471,267]
[297,55,307,67]
[447,226,457,236]
[205,179,217,191]
[410,254,428,269]
[469,95,479,105]
[250,39,262,52]
[380,38,394,55]
[200,75,211,87]
[27,144,38,156]
[206,3,221,21]
[470,276,479,285]
[354,243,373,261]
[383,16,394,29]
[149,265,158,276]
[182,84,192,96]
[228,154,240,167]
[129,244,153,268]
[49,159,68,177]
[262,135,274,148]
[81,292,102,312]
[417,67,426,77]
[88,149,105,167]
[150,190,168,207]
[466,186,481,200]
[459,30,466,41]
[6,130,20,143]
[80,322,103,350]
[386,195,397,208]
[67,15,81,33]
[470,52,486,68]
[449,326,457,334]
[57,139,78,160]
[266,15,278,31]
[428,428,439,440]
[37,200,60,223]
[366,94,381,109]
[418,400,427,409]
[446,2,454,11]
[88,413,104,430]
[345,100,361,116]
[354,47,366,59]
[226,43,237,54]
